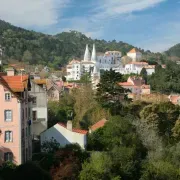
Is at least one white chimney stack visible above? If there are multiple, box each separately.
[6,67,15,76]
[67,120,72,131]
[84,44,90,61]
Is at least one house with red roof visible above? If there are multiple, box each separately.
[119,76,150,96]
[127,48,142,61]
[0,68,32,165]
[168,95,180,105]
[89,119,107,133]
[40,121,88,149]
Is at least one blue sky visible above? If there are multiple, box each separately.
[0,0,180,52]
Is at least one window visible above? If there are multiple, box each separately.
[32,97,37,105]
[4,110,12,122]
[5,93,11,101]
[25,108,28,118]
[32,111,37,121]
[5,131,13,142]
[4,152,13,162]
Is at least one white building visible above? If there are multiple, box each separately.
[66,59,81,81]
[40,121,87,149]
[127,48,142,61]
[66,44,122,81]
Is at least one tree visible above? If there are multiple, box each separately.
[13,162,51,180]
[96,69,129,115]
[41,138,61,153]
[140,68,147,84]
[22,50,33,63]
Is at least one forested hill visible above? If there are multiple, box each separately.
[165,43,180,58]
[0,19,171,68]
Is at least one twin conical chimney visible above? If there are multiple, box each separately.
[84,44,97,62]
[91,44,97,62]
[84,44,90,61]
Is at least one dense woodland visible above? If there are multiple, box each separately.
[0,19,178,69]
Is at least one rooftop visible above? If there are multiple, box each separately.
[58,123,88,135]
[33,79,46,85]
[91,119,107,131]
[0,75,29,92]
[128,48,141,54]
[127,62,148,65]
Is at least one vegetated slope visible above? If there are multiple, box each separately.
[0,19,166,67]
[165,43,180,60]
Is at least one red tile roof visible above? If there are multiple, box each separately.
[91,119,107,131]
[141,84,150,89]
[33,79,46,85]
[169,95,180,105]
[128,48,141,53]
[0,75,29,92]
[127,62,148,65]
[119,82,133,86]
[58,123,88,135]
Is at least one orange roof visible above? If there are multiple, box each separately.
[58,123,88,135]
[128,62,148,65]
[144,65,155,69]
[169,95,180,105]
[0,75,29,92]
[91,119,107,131]
[33,79,46,85]
[119,82,133,86]
[141,84,150,89]
[69,59,80,64]
[128,48,140,53]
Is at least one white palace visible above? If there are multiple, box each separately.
[66,44,156,86]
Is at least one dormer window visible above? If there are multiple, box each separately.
[5,93,11,101]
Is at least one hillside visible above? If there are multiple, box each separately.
[0,19,167,68]
[165,43,180,60]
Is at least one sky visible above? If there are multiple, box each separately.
[0,0,180,52]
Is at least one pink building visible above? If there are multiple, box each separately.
[0,69,32,165]
[119,76,150,96]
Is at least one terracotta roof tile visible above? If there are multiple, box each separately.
[33,79,46,85]
[127,62,148,65]
[91,119,107,131]
[119,82,133,86]
[58,123,88,135]
[128,48,141,53]
[0,75,29,92]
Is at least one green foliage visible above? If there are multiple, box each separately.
[148,61,180,93]
[0,19,164,66]
[165,43,180,58]
[48,93,74,128]
[79,152,114,180]
[96,69,130,115]
[14,162,51,180]
[140,68,147,84]
[80,72,91,83]
[41,138,61,153]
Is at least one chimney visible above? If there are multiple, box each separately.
[6,67,15,76]
[67,120,72,131]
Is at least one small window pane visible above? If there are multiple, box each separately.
[5,93,11,101]
[5,110,12,121]
[5,131,13,142]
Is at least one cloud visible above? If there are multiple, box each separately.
[0,0,71,27]
[92,0,166,20]
[57,0,166,39]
